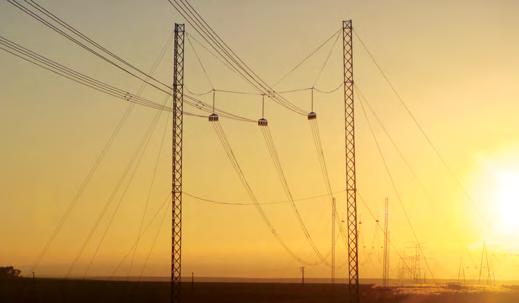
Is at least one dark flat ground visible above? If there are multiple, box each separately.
[2,278,519,303]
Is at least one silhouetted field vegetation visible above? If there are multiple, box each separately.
[1,278,519,303]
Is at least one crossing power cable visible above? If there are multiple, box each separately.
[314,82,343,94]
[184,190,347,206]
[275,29,341,87]
[174,0,305,113]
[312,31,341,88]
[210,119,322,266]
[185,32,238,75]
[81,97,170,279]
[308,116,349,246]
[24,28,171,272]
[186,33,214,90]
[8,0,254,122]
[65,94,168,279]
[357,91,436,281]
[357,192,414,274]
[135,200,169,283]
[109,193,171,279]
[355,84,479,269]
[167,0,307,115]
[0,36,255,122]
[260,123,331,265]
[168,0,272,96]
[127,101,172,278]
[29,104,135,273]
[185,26,342,98]
[353,28,484,222]
[0,36,171,111]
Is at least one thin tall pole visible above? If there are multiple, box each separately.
[383,198,389,287]
[172,23,185,303]
[343,19,359,303]
[332,197,336,283]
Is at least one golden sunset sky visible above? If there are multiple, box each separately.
[1,0,519,281]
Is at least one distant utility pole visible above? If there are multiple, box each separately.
[301,266,305,285]
[332,197,336,284]
[382,198,389,287]
[342,19,359,303]
[171,23,185,303]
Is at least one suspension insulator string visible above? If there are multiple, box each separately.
[208,89,219,122]
[311,87,314,112]
[307,88,317,120]
[257,94,268,126]
[212,89,216,114]
[261,94,266,119]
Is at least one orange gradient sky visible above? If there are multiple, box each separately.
[1,0,519,281]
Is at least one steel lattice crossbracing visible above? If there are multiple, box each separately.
[342,20,359,303]
[171,23,185,303]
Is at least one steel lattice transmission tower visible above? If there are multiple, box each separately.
[171,23,185,303]
[342,19,359,303]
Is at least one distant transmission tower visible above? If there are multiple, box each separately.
[413,244,422,283]
[382,198,389,287]
[478,242,493,285]
[171,23,185,303]
[457,257,466,284]
[342,19,359,303]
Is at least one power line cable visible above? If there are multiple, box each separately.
[136,201,169,283]
[308,117,350,250]
[356,85,479,269]
[357,192,414,274]
[185,32,238,74]
[64,94,167,279]
[8,0,253,122]
[183,190,346,206]
[314,82,343,94]
[81,96,169,279]
[312,31,341,87]
[186,33,214,89]
[260,124,331,265]
[274,29,341,87]
[211,120,321,265]
[29,103,134,273]
[353,28,482,221]
[184,87,213,96]
[127,103,172,277]
[189,27,340,97]
[357,92,436,281]
[277,87,312,94]
[167,0,307,115]
[8,0,171,94]
[109,193,171,279]
[167,0,276,97]
[176,0,305,113]
[0,38,167,110]
[0,38,251,122]
[24,29,171,272]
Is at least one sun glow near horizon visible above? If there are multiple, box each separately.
[469,148,519,254]
[494,170,519,236]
